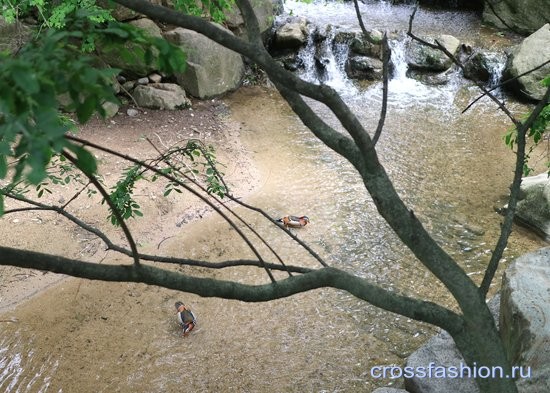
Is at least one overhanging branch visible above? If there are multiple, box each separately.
[0,245,464,334]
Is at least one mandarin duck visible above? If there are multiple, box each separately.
[175,301,197,337]
[276,215,310,228]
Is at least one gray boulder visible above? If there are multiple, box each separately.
[133,83,191,110]
[514,173,550,240]
[273,17,308,49]
[406,35,460,72]
[501,247,550,393]
[350,33,383,59]
[99,18,163,78]
[164,26,244,99]
[224,0,279,39]
[0,17,33,54]
[483,0,550,34]
[503,24,550,101]
[345,56,383,80]
[404,330,480,393]
[372,388,408,393]
[101,101,120,118]
[463,51,507,84]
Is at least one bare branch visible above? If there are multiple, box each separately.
[0,245,465,336]
[145,137,295,276]
[372,35,390,147]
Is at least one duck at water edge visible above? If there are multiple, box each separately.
[276,215,310,228]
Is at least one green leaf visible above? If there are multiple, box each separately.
[12,66,40,94]
[0,194,4,217]
[76,95,97,123]
[0,155,7,179]
[68,145,97,175]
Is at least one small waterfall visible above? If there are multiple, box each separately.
[486,52,507,90]
[388,37,409,81]
[296,26,355,94]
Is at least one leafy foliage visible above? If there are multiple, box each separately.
[0,4,187,223]
[105,165,143,226]
[504,76,550,175]
[0,28,117,186]
[173,0,235,23]
[1,0,113,30]
[105,140,226,227]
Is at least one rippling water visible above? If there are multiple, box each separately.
[1,1,546,392]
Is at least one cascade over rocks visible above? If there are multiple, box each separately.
[483,0,550,34]
[345,56,383,80]
[463,50,506,84]
[503,24,550,102]
[164,26,245,99]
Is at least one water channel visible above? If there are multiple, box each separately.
[1,1,548,392]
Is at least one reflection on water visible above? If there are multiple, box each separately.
[0,332,59,393]
[1,2,546,392]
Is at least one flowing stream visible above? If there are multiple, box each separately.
[1,1,548,392]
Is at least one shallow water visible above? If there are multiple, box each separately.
[1,2,548,392]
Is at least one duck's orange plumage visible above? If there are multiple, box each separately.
[276,215,310,228]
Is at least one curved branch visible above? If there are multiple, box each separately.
[146,137,296,275]
[2,192,310,274]
[65,135,279,282]
[371,34,390,146]
[62,150,141,266]
[0,245,465,335]
[479,86,550,296]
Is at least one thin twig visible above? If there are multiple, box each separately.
[407,6,520,127]
[146,137,292,277]
[66,135,278,282]
[372,35,390,146]
[463,59,550,114]
[62,180,92,210]
[62,150,141,266]
[2,192,310,273]
[479,86,550,297]
[352,0,389,146]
